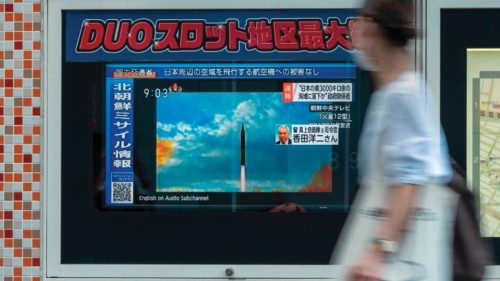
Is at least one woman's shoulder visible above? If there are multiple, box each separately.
[388,71,423,96]
[376,72,428,120]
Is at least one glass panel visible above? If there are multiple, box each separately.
[467,49,500,238]
[60,9,371,265]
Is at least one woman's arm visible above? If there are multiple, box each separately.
[370,183,419,258]
[348,184,420,281]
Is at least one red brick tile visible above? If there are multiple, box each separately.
[13,267,22,276]
[5,239,13,248]
[5,13,14,21]
[14,107,22,116]
[14,117,23,125]
[5,88,13,97]
[5,211,13,219]
[23,211,31,220]
[14,192,22,201]
[14,173,22,182]
[14,201,22,210]
[14,126,22,135]
[23,23,32,31]
[23,154,32,163]
[14,249,22,257]
[23,182,32,190]
[14,13,22,22]
[14,41,23,50]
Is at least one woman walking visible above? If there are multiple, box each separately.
[333,0,454,280]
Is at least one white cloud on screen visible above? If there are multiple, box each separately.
[166,158,182,167]
[177,141,202,151]
[265,108,276,117]
[196,100,259,137]
[173,132,195,142]
[177,122,192,133]
[157,121,175,132]
[233,100,257,124]
[201,149,228,158]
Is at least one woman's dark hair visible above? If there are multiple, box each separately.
[360,0,416,46]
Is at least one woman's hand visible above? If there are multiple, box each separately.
[347,246,384,281]
[347,184,418,280]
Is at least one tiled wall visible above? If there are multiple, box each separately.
[0,0,43,280]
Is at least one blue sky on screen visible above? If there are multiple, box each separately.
[156,92,332,192]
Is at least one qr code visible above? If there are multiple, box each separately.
[112,182,133,203]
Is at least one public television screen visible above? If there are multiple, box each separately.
[104,63,359,209]
[60,9,367,265]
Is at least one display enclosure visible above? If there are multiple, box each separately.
[44,0,420,280]
[44,0,500,279]
[427,0,500,278]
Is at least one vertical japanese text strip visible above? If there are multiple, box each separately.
[106,79,135,204]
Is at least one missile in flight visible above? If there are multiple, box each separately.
[240,124,246,192]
